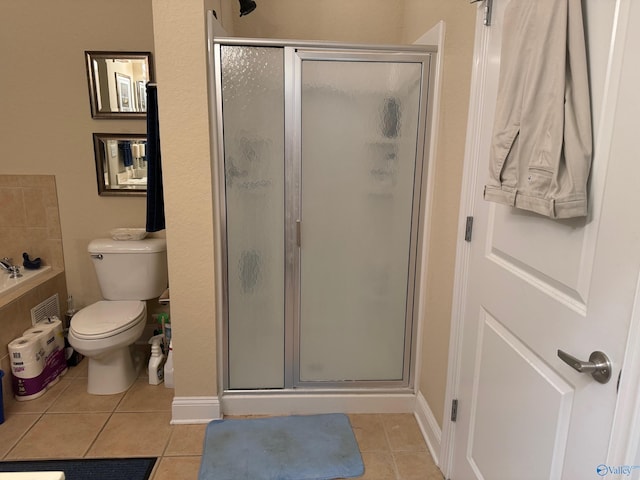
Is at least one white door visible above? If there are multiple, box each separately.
[449,0,640,478]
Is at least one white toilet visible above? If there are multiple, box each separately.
[68,237,168,395]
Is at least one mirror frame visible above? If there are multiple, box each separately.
[93,133,147,196]
[85,51,154,119]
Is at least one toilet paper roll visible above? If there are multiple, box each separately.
[23,328,54,358]
[8,335,45,364]
[25,318,67,380]
[132,143,140,158]
[11,354,48,401]
[9,336,46,384]
[24,318,65,356]
[11,358,45,379]
[50,317,66,351]
[12,383,47,402]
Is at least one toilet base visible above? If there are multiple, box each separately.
[87,346,142,395]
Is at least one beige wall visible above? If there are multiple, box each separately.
[230,0,403,43]
[0,1,155,311]
[151,0,226,397]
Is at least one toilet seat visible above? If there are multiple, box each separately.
[70,300,145,340]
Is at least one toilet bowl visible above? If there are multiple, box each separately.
[69,300,147,394]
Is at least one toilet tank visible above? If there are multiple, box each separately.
[88,238,168,300]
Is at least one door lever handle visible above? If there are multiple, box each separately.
[557,350,612,384]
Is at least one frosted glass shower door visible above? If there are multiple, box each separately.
[297,57,424,383]
[216,42,431,390]
[220,46,285,389]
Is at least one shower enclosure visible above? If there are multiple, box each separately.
[211,38,434,392]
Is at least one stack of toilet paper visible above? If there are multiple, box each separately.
[8,317,68,401]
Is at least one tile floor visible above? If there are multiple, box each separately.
[0,360,444,480]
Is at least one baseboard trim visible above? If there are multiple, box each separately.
[221,392,417,416]
[170,388,441,463]
[171,396,221,424]
[414,391,442,466]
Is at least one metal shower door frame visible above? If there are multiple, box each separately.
[212,38,435,392]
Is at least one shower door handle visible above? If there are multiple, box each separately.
[296,220,301,247]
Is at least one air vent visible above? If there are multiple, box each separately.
[31,293,60,325]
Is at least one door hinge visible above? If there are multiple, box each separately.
[464,216,473,242]
[470,0,493,26]
[451,399,458,422]
[296,220,301,247]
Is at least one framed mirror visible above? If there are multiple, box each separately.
[85,51,153,119]
[93,133,147,196]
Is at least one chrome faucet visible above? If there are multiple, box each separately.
[0,258,13,271]
[1,258,22,278]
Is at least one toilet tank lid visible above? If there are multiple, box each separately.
[88,237,167,254]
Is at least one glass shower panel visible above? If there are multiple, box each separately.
[221,46,285,389]
[299,60,422,382]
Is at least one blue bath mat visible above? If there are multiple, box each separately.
[198,413,364,480]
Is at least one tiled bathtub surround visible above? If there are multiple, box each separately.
[0,175,67,417]
[0,175,64,273]
[0,272,68,416]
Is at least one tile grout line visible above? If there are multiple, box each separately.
[374,413,391,453]
[380,415,403,480]
[81,408,116,458]
[2,374,74,461]
[1,411,45,461]
[82,375,140,458]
